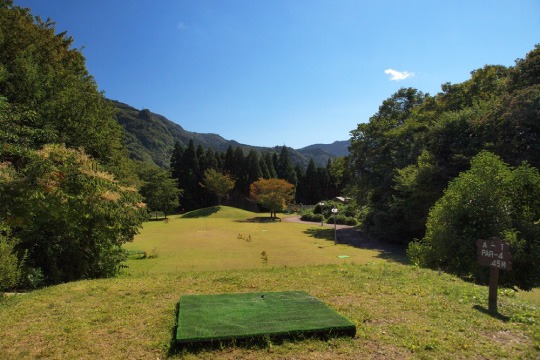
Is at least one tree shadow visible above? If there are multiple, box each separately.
[304,227,408,264]
[235,217,282,223]
[472,305,511,322]
[180,207,220,218]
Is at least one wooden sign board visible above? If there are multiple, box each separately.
[476,237,512,313]
[476,238,512,270]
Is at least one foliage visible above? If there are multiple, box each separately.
[200,168,235,205]
[349,45,540,245]
[0,4,127,173]
[300,212,324,223]
[249,178,295,219]
[171,141,341,211]
[0,145,146,285]
[0,223,23,293]
[408,151,540,290]
[137,162,181,217]
[302,204,359,226]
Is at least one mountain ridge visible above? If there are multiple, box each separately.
[112,100,350,169]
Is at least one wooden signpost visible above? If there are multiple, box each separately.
[476,238,512,313]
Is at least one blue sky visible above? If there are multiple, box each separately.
[15,0,540,149]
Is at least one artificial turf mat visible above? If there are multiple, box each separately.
[175,291,356,346]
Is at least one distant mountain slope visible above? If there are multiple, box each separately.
[111,100,348,168]
[298,140,350,157]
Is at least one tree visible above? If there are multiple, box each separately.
[175,140,200,210]
[201,168,235,205]
[349,88,428,242]
[0,223,23,293]
[1,145,145,285]
[249,178,295,219]
[276,146,297,185]
[407,151,540,290]
[0,3,127,172]
[138,164,181,218]
[263,152,277,178]
[246,150,262,188]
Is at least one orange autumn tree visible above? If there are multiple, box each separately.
[249,178,295,219]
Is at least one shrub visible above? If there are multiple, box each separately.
[0,225,24,293]
[300,213,324,222]
[408,151,540,290]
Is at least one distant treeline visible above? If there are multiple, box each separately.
[170,140,351,210]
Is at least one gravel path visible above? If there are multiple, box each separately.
[284,215,407,263]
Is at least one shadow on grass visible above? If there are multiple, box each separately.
[472,305,511,322]
[180,207,220,218]
[235,217,282,223]
[304,227,408,264]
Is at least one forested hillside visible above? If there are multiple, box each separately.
[347,45,540,289]
[113,100,343,169]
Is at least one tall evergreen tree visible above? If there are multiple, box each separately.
[259,157,270,179]
[246,150,263,188]
[223,145,235,175]
[277,146,297,185]
[265,152,277,178]
[177,140,199,209]
[233,147,247,193]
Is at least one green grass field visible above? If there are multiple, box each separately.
[122,206,393,275]
[1,206,539,359]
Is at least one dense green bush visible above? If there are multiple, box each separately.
[0,224,23,293]
[301,204,359,226]
[300,212,324,222]
[407,151,540,290]
[1,145,146,285]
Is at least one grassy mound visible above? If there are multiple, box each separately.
[181,206,256,219]
[1,264,538,359]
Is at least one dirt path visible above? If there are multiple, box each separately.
[284,215,407,263]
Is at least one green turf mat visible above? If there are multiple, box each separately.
[175,291,356,345]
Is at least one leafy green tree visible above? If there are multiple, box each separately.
[138,164,181,218]
[201,168,235,205]
[509,44,540,91]
[327,157,351,198]
[408,151,540,290]
[349,88,428,242]
[0,3,127,171]
[1,145,145,285]
[249,178,295,219]
[0,223,23,293]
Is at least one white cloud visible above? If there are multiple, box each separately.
[177,22,187,30]
[384,68,414,81]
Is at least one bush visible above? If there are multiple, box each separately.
[408,151,540,290]
[300,212,324,222]
[0,146,146,285]
[0,225,23,293]
[329,215,358,226]
[302,200,360,226]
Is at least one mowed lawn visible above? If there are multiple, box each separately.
[1,206,539,359]
[123,206,396,275]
